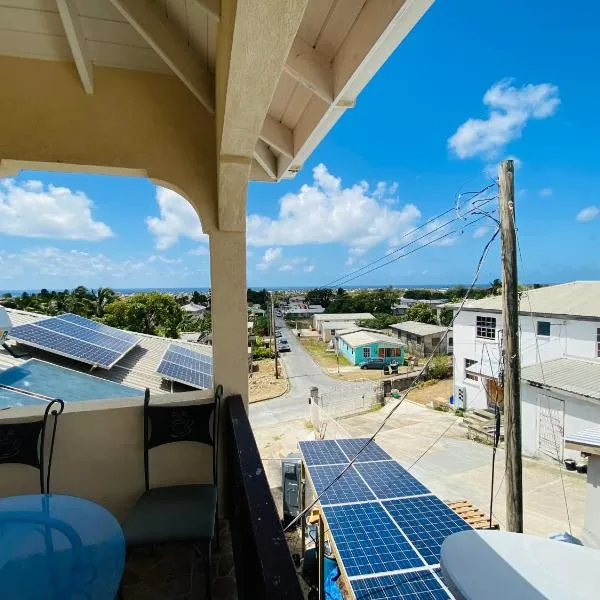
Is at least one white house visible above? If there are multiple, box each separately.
[312,312,374,331]
[181,302,207,316]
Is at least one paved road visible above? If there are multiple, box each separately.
[249,318,376,427]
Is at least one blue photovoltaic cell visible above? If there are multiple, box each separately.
[58,313,139,343]
[298,440,348,466]
[156,343,213,389]
[354,461,430,500]
[309,465,375,505]
[336,438,392,462]
[383,496,472,565]
[351,569,450,600]
[11,323,121,368]
[322,502,423,577]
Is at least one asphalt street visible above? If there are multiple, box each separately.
[249,318,376,427]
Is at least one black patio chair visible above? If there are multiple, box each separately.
[121,385,222,599]
[0,399,65,494]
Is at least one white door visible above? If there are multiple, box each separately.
[537,394,565,462]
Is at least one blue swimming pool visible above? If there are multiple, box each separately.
[0,359,143,409]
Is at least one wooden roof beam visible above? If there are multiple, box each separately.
[109,0,214,114]
[56,0,94,94]
[194,0,220,20]
[253,139,277,180]
[284,37,333,104]
[259,116,294,159]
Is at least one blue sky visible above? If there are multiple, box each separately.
[1,0,599,292]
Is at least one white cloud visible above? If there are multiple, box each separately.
[539,187,553,197]
[576,206,599,222]
[473,225,489,239]
[303,265,315,273]
[149,255,183,264]
[256,247,282,270]
[247,164,421,257]
[146,187,207,250]
[189,246,209,256]
[0,179,113,240]
[448,79,560,159]
[279,264,293,272]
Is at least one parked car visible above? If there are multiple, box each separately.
[277,339,291,352]
[360,358,386,370]
[275,330,283,338]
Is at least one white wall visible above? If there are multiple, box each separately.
[521,384,600,462]
[452,310,600,411]
[583,455,600,548]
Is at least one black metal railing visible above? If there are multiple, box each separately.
[226,394,303,600]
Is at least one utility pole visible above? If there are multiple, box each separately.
[498,159,523,533]
[271,292,279,379]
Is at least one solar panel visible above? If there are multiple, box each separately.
[354,461,430,500]
[351,569,450,600]
[309,465,375,505]
[156,343,213,389]
[10,314,139,369]
[383,496,472,565]
[322,502,424,577]
[298,440,348,466]
[337,438,392,462]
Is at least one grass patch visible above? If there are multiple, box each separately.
[299,337,352,369]
[304,421,314,430]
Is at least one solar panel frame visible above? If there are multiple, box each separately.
[308,464,375,506]
[156,343,213,389]
[298,440,348,466]
[57,313,139,344]
[350,568,451,600]
[336,438,392,463]
[322,502,425,578]
[354,461,431,501]
[382,496,472,566]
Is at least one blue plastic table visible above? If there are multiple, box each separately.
[0,494,125,600]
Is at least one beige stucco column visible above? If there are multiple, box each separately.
[209,229,248,405]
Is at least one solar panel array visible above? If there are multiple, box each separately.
[298,438,472,599]
[156,343,213,389]
[10,313,140,369]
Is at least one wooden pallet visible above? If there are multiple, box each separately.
[447,499,500,530]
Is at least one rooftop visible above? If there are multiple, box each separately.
[390,321,449,336]
[521,357,600,401]
[314,312,374,323]
[565,426,600,455]
[336,328,403,349]
[447,281,600,319]
[2,308,212,394]
[320,320,360,331]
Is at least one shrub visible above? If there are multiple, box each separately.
[427,355,452,380]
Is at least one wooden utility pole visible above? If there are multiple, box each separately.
[271,293,279,379]
[498,159,523,533]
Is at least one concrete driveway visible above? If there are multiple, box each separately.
[249,318,376,427]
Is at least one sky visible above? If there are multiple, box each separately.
[1,0,599,292]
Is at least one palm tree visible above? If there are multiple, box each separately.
[94,287,117,318]
[490,278,502,296]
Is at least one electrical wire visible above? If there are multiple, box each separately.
[284,226,500,533]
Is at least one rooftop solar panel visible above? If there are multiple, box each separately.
[354,461,430,500]
[58,313,139,343]
[322,502,424,577]
[383,496,472,565]
[298,439,348,466]
[39,318,133,353]
[337,438,392,462]
[309,465,375,505]
[156,343,213,389]
[351,569,451,600]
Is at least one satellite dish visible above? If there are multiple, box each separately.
[0,306,13,342]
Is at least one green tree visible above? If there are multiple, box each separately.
[192,291,208,304]
[247,288,268,308]
[103,292,183,338]
[438,308,454,327]
[405,302,437,324]
[490,278,502,295]
[306,288,334,308]
[357,314,399,330]
[94,287,117,318]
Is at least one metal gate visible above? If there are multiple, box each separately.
[537,394,564,462]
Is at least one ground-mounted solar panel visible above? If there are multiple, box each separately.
[298,439,348,466]
[336,437,392,463]
[351,569,451,600]
[322,502,424,578]
[354,461,430,500]
[156,343,213,389]
[309,464,375,505]
[10,314,140,369]
[383,496,472,565]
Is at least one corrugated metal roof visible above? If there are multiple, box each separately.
[564,426,600,452]
[313,313,374,323]
[521,357,600,400]
[337,328,402,349]
[320,320,359,331]
[389,321,448,336]
[448,281,600,319]
[1,309,212,394]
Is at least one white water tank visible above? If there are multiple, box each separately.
[0,306,13,342]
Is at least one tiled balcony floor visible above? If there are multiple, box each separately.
[121,521,237,600]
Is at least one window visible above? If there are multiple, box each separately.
[537,321,551,336]
[597,328,600,358]
[476,316,496,339]
[449,336,454,348]
[363,347,371,359]
[465,358,478,381]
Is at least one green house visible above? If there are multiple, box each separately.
[336,329,404,366]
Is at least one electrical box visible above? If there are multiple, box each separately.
[282,453,302,525]
[455,386,467,410]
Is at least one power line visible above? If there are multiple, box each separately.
[284,226,500,533]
